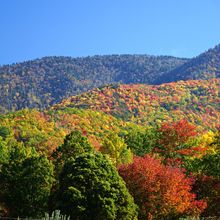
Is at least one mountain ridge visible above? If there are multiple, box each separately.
[0,43,220,113]
[156,44,220,83]
[0,55,187,113]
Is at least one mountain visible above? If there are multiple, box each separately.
[54,78,220,130]
[1,43,220,114]
[0,55,187,113]
[156,44,220,83]
[1,78,219,157]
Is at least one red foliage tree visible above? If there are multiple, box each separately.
[119,155,206,219]
[155,119,202,165]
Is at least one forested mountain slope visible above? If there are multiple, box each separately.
[156,44,220,83]
[1,43,220,113]
[0,55,187,113]
[0,79,219,219]
[54,78,220,130]
[0,107,130,154]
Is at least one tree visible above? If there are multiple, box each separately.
[155,119,200,166]
[186,153,220,216]
[52,130,93,175]
[100,132,132,166]
[121,125,158,156]
[1,146,54,217]
[119,155,206,219]
[55,152,138,220]
[0,138,10,215]
[188,153,220,178]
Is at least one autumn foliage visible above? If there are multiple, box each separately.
[0,87,219,218]
[154,119,204,165]
[119,155,207,219]
[158,119,197,148]
[56,78,220,131]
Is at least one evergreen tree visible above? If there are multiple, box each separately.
[52,130,93,175]
[56,152,137,220]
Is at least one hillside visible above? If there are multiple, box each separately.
[1,94,219,219]
[1,78,219,157]
[54,78,220,130]
[156,44,220,83]
[0,55,187,113]
[1,43,220,114]
[0,107,132,155]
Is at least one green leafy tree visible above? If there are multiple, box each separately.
[121,125,158,156]
[187,153,220,178]
[55,152,138,220]
[1,146,54,217]
[52,130,93,175]
[0,138,10,212]
[101,132,132,166]
[192,174,220,217]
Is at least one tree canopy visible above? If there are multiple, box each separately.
[0,146,54,217]
[56,152,138,220]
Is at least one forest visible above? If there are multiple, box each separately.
[0,55,187,113]
[55,78,220,131]
[158,44,220,84]
[1,1,220,219]
[0,78,219,219]
[0,44,220,219]
[1,43,220,114]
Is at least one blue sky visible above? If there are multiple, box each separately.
[1,0,220,65]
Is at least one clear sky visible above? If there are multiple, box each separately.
[1,0,220,65]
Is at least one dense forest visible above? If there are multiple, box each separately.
[1,44,220,113]
[55,78,220,131]
[0,76,220,219]
[0,109,219,219]
[0,44,220,219]
[157,44,220,84]
[0,55,187,113]
[1,44,220,114]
